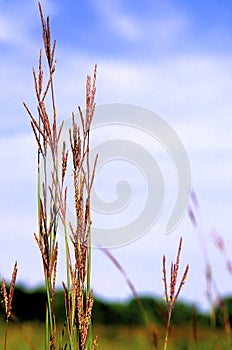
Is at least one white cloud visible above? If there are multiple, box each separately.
[0,1,59,134]
[0,2,36,46]
[91,0,142,41]
[54,50,232,155]
[90,0,189,48]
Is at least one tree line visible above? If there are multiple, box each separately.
[0,285,231,328]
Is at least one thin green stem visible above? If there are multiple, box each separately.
[45,279,54,340]
[86,225,92,350]
[45,306,49,350]
[64,223,71,292]
[163,310,172,350]
[3,319,8,350]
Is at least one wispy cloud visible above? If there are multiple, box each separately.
[90,0,189,49]
[0,1,37,47]
[90,0,142,41]
[56,49,232,148]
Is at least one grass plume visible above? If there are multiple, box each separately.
[101,247,159,348]
[162,237,189,350]
[1,261,18,350]
[24,3,98,349]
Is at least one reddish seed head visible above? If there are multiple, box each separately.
[227,261,232,274]
[191,191,199,209]
[211,229,225,252]
[188,206,198,227]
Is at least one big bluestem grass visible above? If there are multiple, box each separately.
[101,247,159,348]
[188,191,217,326]
[1,262,18,350]
[211,230,232,340]
[191,303,198,347]
[5,2,231,349]
[188,191,232,346]
[162,237,189,350]
[211,228,232,278]
[24,3,98,349]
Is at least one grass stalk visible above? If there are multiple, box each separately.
[24,4,98,349]
[1,262,18,350]
[101,247,159,348]
[162,237,189,350]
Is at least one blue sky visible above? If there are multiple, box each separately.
[0,0,232,311]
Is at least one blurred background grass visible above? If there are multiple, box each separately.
[0,285,231,349]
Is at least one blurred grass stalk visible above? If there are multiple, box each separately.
[1,262,18,350]
[188,191,232,345]
[101,247,159,348]
[24,3,98,349]
[162,237,189,350]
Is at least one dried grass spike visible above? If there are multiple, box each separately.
[1,279,8,317]
[8,261,18,316]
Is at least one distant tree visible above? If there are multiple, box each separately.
[11,285,46,322]
[0,284,220,328]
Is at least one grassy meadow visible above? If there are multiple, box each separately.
[0,322,230,350]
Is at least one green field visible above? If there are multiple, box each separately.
[0,322,230,350]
